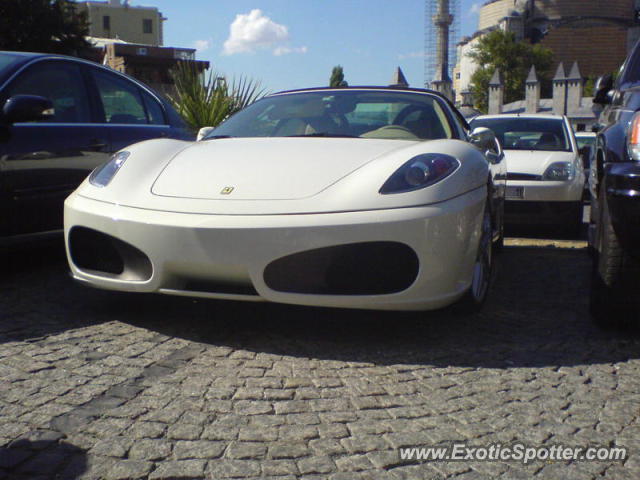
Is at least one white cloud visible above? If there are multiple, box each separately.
[223,9,289,55]
[273,45,308,56]
[193,39,211,52]
[398,51,426,60]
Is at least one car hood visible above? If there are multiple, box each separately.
[504,149,576,175]
[151,137,414,200]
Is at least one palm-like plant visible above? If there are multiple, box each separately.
[169,62,267,133]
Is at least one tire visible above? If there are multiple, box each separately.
[590,194,640,328]
[456,202,493,313]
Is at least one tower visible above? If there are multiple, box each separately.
[425,0,459,100]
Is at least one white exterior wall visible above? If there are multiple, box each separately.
[454,37,480,103]
[76,1,164,46]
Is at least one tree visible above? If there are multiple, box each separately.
[330,65,348,87]
[583,76,596,97]
[168,62,267,132]
[468,30,553,112]
[0,0,90,56]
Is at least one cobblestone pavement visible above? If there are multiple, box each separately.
[1,232,640,480]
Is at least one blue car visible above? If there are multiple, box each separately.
[589,39,640,326]
[0,51,192,242]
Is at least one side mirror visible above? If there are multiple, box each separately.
[2,95,55,124]
[593,74,614,105]
[197,126,215,141]
[470,127,502,163]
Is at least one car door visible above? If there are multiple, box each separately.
[87,67,172,151]
[0,59,111,237]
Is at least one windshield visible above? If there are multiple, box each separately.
[206,90,454,141]
[575,135,595,150]
[470,117,572,152]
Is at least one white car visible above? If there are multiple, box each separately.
[64,87,505,312]
[470,114,585,232]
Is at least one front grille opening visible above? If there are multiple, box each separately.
[69,227,152,281]
[181,278,259,296]
[264,241,419,295]
[507,172,542,181]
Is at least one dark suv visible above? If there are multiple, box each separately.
[0,51,192,243]
[589,40,640,326]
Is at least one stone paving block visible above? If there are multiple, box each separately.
[268,442,310,459]
[172,440,226,460]
[128,439,172,461]
[206,458,261,478]
[149,459,207,479]
[297,455,336,474]
[260,459,299,476]
[103,459,154,480]
[225,441,267,460]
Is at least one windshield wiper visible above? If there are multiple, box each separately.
[285,133,357,138]
[203,135,234,140]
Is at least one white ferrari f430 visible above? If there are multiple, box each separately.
[64,87,506,311]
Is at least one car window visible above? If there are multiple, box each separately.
[470,117,571,152]
[5,61,91,123]
[208,91,456,141]
[619,44,640,87]
[0,53,21,76]
[141,91,166,125]
[92,69,148,124]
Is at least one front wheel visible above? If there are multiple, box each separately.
[590,194,640,328]
[456,203,493,313]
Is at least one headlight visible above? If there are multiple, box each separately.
[542,161,575,181]
[89,151,130,187]
[380,154,459,194]
[628,111,640,160]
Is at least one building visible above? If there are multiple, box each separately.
[487,62,597,131]
[75,0,165,46]
[454,0,640,103]
[73,1,208,98]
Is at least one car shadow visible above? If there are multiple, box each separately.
[0,437,86,479]
[2,239,639,370]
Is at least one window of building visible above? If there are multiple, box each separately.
[103,15,110,30]
[143,19,153,34]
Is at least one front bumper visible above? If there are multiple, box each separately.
[506,179,583,203]
[605,162,640,255]
[505,179,583,224]
[64,188,485,311]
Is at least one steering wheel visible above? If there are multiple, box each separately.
[392,104,429,126]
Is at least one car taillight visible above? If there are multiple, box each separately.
[627,112,640,161]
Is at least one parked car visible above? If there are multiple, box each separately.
[575,130,596,194]
[589,39,640,326]
[65,87,506,312]
[0,51,192,243]
[469,114,584,233]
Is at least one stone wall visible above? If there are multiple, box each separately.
[479,0,515,30]
[540,20,629,77]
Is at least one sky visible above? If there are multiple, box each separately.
[136,0,482,93]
